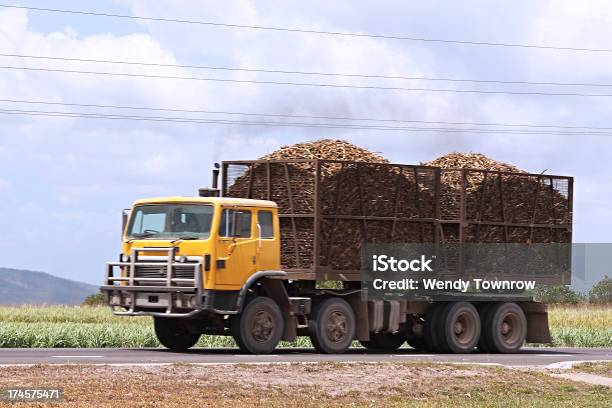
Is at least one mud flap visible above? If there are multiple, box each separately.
[519,302,552,344]
[347,293,370,341]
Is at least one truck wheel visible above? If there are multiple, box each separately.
[482,302,527,354]
[359,332,405,351]
[309,298,356,354]
[436,302,481,354]
[154,317,200,351]
[424,303,445,352]
[230,296,284,354]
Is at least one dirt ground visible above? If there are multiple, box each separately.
[570,361,612,378]
[0,362,610,407]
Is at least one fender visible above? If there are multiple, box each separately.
[235,270,287,312]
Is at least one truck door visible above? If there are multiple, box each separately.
[215,207,257,288]
[255,209,281,271]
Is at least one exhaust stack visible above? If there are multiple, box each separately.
[199,163,221,197]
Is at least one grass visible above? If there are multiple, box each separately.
[546,304,612,347]
[0,306,314,348]
[0,362,610,407]
[0,322,315,349]
[0,304,609,348]
[0,306,145,324]
[548,304,612,329]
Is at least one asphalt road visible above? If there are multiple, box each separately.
[0,347,609,367]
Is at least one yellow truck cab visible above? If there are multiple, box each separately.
[121,196,281,291]
[102,196,299,353]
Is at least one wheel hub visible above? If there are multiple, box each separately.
[251,311,275,342]
[496,310,523,348]
[453,311,477,345]
[326,311,348,343]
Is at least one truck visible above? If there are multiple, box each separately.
[101,158,573,354]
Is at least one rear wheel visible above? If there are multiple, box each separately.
[309,298,356,354]
[482,302,527,354]
[154,317,200,351]
[360,332,405,351]
[437,302,481,354]
[230,296,284,354]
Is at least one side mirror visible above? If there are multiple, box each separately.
[121,208,130,236]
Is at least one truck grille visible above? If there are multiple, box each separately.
[133,263,197,285]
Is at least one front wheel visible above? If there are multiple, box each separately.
[154,317,200,351]
[309,298,356,354]
[230,296,284,354]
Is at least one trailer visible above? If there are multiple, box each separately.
[101,158,573,354]
[223,159,572,279]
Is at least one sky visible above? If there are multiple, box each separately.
[0,0,611,285]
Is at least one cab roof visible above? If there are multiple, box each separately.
[133,196,278,208]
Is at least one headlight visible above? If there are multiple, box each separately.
[188,295,197,308]
[179,255,187,263]
[120,253,130,263]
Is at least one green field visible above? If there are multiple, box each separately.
[546,304,612,347]
[0,304,609,348]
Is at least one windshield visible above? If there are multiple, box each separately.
[126,204,214,240]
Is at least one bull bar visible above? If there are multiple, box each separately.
[100,247,204,317]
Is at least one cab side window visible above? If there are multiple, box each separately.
[258,211,274,239]
[219,209,252,238]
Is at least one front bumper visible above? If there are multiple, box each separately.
[101,247,204,317]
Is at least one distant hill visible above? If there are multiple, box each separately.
[0,268,98,305]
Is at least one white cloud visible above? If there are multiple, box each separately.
[143,153,170,174]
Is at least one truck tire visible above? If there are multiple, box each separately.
[230,296,284,354]
[482,302,527,354]
[424,303,445,352]
[436,302,481,354]
[359,332,405,351]
[309,298,356,354]
[154,317,200,351]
